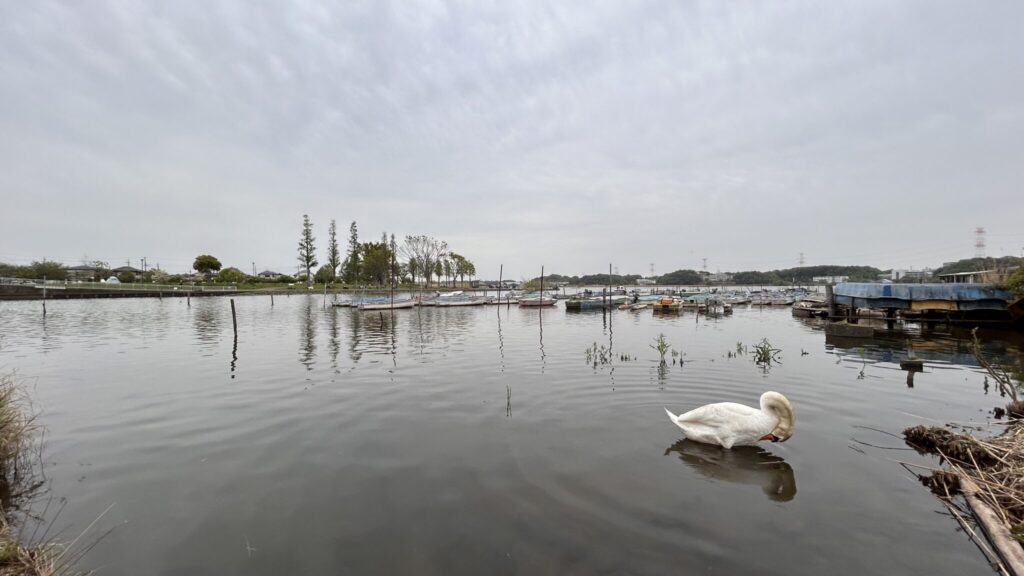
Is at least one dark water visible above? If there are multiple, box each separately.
[1,295,1021,575]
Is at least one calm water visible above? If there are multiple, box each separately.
[1,294,1021,575]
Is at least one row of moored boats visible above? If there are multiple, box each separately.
[330,288,832,316]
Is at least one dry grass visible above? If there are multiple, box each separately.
[0,513,60,576]
[0,372,88,576]
[905,423,1024,544]
[0,373,43,510]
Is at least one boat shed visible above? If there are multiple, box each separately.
[833,282,1012,312]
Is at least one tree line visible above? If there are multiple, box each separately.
[294,215,477,288]
[530,265,886,286]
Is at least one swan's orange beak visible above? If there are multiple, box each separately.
[759,433,781,442]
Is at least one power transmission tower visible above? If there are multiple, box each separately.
[799,252,805,266]
[702,258,707,272]
[974,227,986,258]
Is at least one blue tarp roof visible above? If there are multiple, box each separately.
[834,283,1011,302]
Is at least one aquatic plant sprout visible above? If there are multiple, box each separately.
[650,334,671,366]
[584,342,613,367]
[752,338,781,368]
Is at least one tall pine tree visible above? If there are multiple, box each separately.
[342,221,360,283]
[327,219,341,281]
[297,214,318,285]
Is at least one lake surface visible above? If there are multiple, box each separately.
[1,294,1021,575]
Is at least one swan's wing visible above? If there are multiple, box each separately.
[676,402,774,443]
[675,402,760,425]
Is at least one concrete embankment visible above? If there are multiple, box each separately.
[0,284,232,300]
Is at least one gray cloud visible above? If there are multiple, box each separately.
[2,1,1022,277]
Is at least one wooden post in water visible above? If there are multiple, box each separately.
[608,263,612,310]
[270,292,274,307]
[42,275,47,317]
[825,283,835,319]
[230,298,238,335]
[497,264,503,305]
[540,266,545,303]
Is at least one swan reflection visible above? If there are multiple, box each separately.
[664,439,797,502]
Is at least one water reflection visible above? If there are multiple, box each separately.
[655,363,669,389]
[664,440,797,502]
[230,331,238,378]
[823,325,1024,369]
[538,309,546,372]
[298,301,316,371]
[496,308,505,373]
[362,309,399,359]
[328,308,340,371]
[192,301,220,347]
[349,309,363,363]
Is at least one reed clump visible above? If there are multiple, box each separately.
[0,373,43,514]
[0,513,61,576]
[0,371,78,576]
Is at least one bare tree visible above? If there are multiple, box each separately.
[400,235,447,288]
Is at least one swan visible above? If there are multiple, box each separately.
[664,391,794,449]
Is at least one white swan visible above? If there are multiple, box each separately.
[665,391,795,449]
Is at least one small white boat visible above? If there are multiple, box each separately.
[518,297,557,307]
[358,298,418,311]
[435,291,488,307]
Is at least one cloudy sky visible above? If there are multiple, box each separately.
[2,1,1022,279]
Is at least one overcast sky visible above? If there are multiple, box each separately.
[2,1,1022,279]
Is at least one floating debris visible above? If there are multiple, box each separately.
[903,425,996,466]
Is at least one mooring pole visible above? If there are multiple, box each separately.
[825,283,835,319]
[497,264,503,305]
[270,292,274,307]
[42,275,47,317]
[230,298,237,335]
[608,263,612,309]
[540,266,545,303]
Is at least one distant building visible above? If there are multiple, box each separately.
[258,270,282,280]
[937,268,1017,284]
[66,264,102,280]
[707,272,733,283]
[880,269,933,282]
[812,275,849,284]
[111,266,144,280]
[636,278,657,285]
